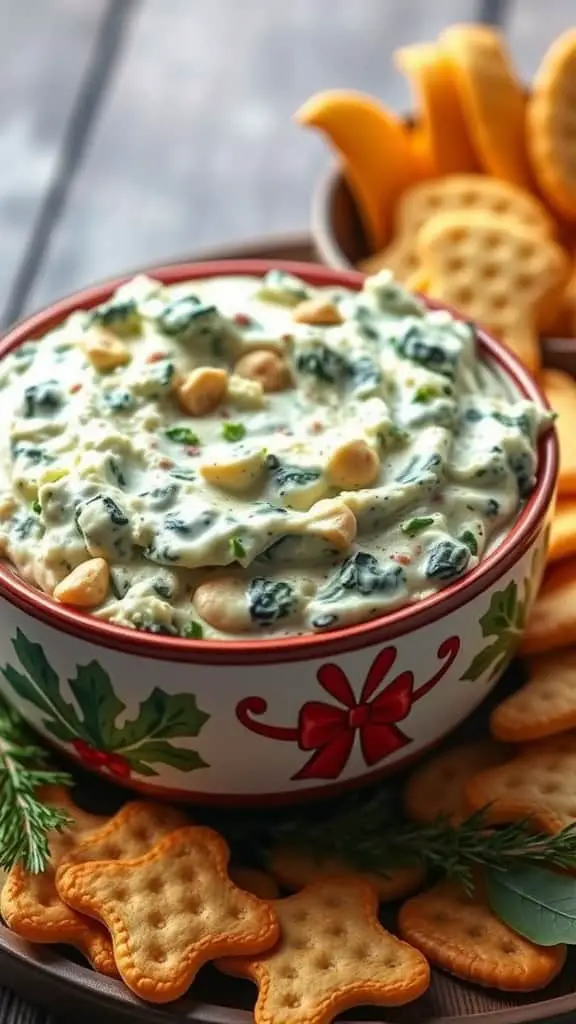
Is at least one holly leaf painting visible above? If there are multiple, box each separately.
[460,641,508,683]
[2,631,83,741]
[461,578,527,683]
[1,631,210,777]
[479,582,518,637]
[66,661,126,751]
[120,688,210,748]
[126,742,208,777]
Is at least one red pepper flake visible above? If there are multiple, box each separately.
[69,382,82,394]
[281,333,293,343]
[219,407,230,418]
[157,456,174,469]
[233,312,252,327]
[309,420,324,434]
[391,552,412,566]
[186,445,201,457]
[145,351,167,364]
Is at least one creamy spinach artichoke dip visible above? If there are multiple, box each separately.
[0,269,550,641]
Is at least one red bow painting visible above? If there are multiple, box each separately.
[293,650,413,779]
[72,739,132,780]
[235,636,460,781]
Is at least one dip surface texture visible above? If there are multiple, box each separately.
[0,270,550,640]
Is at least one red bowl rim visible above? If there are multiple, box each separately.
[0,258,558,665]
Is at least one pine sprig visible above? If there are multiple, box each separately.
[0,700,72,874]
[212,788,576,893]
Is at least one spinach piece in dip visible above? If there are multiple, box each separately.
[295,342,348,385]
[156,295,216,337]
[76,494,132,560]
[425,540,470,580]
[393,324,458,379]
[89,298,140,336]
[317,552,406,603]
[248,577,297,623]
[23,380,64,418]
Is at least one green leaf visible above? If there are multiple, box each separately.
[479,582,518,638]
[125,741,208,773]
[230,536,246,560]
[486,865,576,945]
[164,426,199,445]
[66,662,126,750]
[461,639,509,682]
[119,689,210,750]
[401,516,434,537]
[12,630,60,700]
[182,621,204,639]
[222,421,246,442]
[3,633,82,740]
[459,530,478,556]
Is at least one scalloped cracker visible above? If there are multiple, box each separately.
[528,30,576,222]
[268,846,423,902]
[56,825,279,1003]
[404,739,510,824]
[466,731,576,833]
[0,786,116,976]
[399,879,566,990]
[217,876,430,1024]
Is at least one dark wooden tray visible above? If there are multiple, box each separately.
[1,234,574,1024]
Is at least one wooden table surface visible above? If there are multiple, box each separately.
[0,0,573,1020]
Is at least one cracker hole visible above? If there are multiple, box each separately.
[541,782,560,795]
[280,966,298,980]
[448,228,467,243]
[461,192,477,205]
[133,828,151,844]
[491,295,508,311]
[425,195,443,209]
[147,911,166,930]
[229,904,247,921]
[515,273,533,290]
[501,940,519,954]
[282,993,301,1009]
[292,911,310,924]
[352,944,369,959]
[517,243,535,260]
[322,897,342,910]
[485,233,501,248]
[314,954,334,971]
[146,943,168,964]
[491,200,509,213]
[385,958,400,969]
[327,924,346,939]
[454,287,473,305]
[433,911,449,923]
[102,844,120,859]
[466,926,485,939]
[113,886,128,902]
[146,876,163,896]
[447,259,464,273]
[482,264,498,280]
[290,936,309,951]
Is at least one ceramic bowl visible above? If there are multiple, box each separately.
[312,166,371,270]
[0,259,558,805]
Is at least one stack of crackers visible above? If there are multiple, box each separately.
[298,24,576,379]
[0,774,571,1016]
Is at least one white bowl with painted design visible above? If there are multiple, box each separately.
[0,260,557,805]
